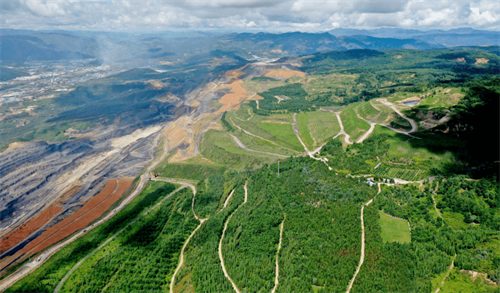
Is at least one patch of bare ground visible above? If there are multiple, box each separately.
[191,114,217,139]
[264,68,305,79]
[163,116,195,156]
[249,94,264,101]
[147,80,169,89]
[461,270,498,286]
[400,96,421,103]
[18,178,133,256]
[224,68,245,79]
[5,141,29,152]
[214,79,253,114]
[454,58,466,62]
[394,55,403,59]
[475,58,489,65]
[0,205,63,253]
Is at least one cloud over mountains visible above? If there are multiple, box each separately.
[1,0,498,31]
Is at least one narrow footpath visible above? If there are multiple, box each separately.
[218,183,248,293]
[435,254,457,293]
[271,217,285,293]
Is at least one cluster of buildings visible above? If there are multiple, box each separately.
[0,60,123,106]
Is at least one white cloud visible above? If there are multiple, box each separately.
[0,0,498,31]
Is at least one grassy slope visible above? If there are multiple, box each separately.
[378,211,411,244]
[257,122,302,149]
[339,102,370,141]
[304,111,340,146]
[296,112,315,149]
[201,129,277,170]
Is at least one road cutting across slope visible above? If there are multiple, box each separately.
[229,134,288,158]
[169,178,206,293]
[218,183,248,293]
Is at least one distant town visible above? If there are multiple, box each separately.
[0,60,125,105]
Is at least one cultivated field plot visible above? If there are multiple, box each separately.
[378,211,411,244]
[227,110,302,152]
[376,164,421,181]
[295,112,315,149]
[232,128,295,156]
[339,102,370,141]
[303,110,341,147]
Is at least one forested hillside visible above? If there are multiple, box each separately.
[4,45,499,293]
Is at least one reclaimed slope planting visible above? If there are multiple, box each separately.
[18,178,133,255]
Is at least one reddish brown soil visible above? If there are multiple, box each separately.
[61,187,80,202]
[19,178,132,255]
[0,205,63,253]
[264,69,305,79]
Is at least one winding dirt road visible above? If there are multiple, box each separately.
[379,99,418,133]
[354,106,376,144]
[346,183,380,293]
[169,179,206,293]
[334,112,353,145]
[292,113,312,155]
[229,134,288,158]
[218,183,248,293]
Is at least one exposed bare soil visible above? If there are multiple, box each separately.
[19,178,132,255]
[0,205,63,253]
[215,79,249,114]
[475,58,489,65]
[264,68,305,79]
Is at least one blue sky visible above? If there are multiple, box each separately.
[1,0,499,32]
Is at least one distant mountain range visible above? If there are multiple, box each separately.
[0,28,498,63]
[329,27,500,47]
[213,32,442,57]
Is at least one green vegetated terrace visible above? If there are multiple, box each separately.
[378,210,411,244]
